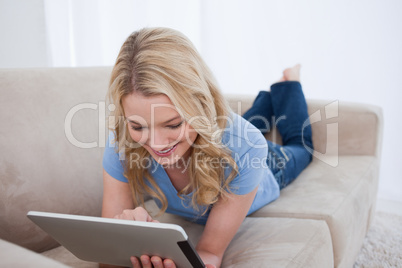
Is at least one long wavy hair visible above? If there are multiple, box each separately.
[107,27,238,215]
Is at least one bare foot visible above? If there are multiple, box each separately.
[277,64,301,82]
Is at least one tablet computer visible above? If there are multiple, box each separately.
[27,211,205,268]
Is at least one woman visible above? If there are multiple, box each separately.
[102,27,313,268]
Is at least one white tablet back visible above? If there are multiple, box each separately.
[27,211,204,268]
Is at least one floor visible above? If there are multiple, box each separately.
[376,197,402,216]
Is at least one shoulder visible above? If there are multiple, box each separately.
[222,112,267,156]
[221,112,270,195]
[102,131,128,183]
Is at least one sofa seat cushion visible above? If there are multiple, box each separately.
[41,209,333,268]
[220,217,333,267]
[41,246,96,268]
[250,155,379,267]
[0,239,69,268]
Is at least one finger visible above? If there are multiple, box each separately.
[130,256,141,268]
[150,256,163,268]
[122,209,136,221]
[134,212,148,222]
[163,258,176,268]
[152,219,160,223]
[146,213,156,222]
[133,207,150,222]
[140,255,152,268]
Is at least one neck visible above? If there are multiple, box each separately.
[164,148,192,172]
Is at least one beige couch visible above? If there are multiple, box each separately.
[0,67,383,267]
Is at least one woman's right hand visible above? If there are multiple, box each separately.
[114,207,177,268]
[111,208,216,268]
[113,207,159,222]
[131,255,176,268]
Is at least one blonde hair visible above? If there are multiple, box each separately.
[108,27,238,215]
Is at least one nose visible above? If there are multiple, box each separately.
[148,128,175,150]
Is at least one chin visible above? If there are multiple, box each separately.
[156,158,180,168]
[152,152,181,165]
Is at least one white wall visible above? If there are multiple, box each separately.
[199,0,402,203]
[0,0,49,67]
[1,0,401,202]
[43,0,202,67]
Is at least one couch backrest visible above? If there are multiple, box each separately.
[225,94,382,159]
[0,67,382,253]
[0,67,112,252]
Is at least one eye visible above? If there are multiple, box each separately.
[131,126,143,131]
[168,121,183,129]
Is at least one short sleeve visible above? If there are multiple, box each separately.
[228,133,269,195]
[102,131,128,183]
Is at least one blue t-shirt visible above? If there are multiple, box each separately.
[102,112,280,224]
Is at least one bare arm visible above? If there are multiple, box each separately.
[101,168,252,268]
[102,169,134,219]
[196,187,259,267]
[101,169,167,268]
[99,170,133,268]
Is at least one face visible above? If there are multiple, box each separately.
[122,92,198,168]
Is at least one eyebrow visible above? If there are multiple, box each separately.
[127,115,182,125]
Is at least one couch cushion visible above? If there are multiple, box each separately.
[0,67,112,252]
[221,217,333,267]
[42,210,333,268]
[225,95,383,158]
[250,155,379,267]
[42,246,97,268]
[0,239,69,268]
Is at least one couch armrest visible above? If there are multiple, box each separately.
[0,239,69,268]
[225,94,383,157]
[306,99,383,157]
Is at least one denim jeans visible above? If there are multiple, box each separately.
[242,81,313,190]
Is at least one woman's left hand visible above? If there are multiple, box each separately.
[130,255,176,268]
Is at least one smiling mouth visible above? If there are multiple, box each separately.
[152,143,178,156]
